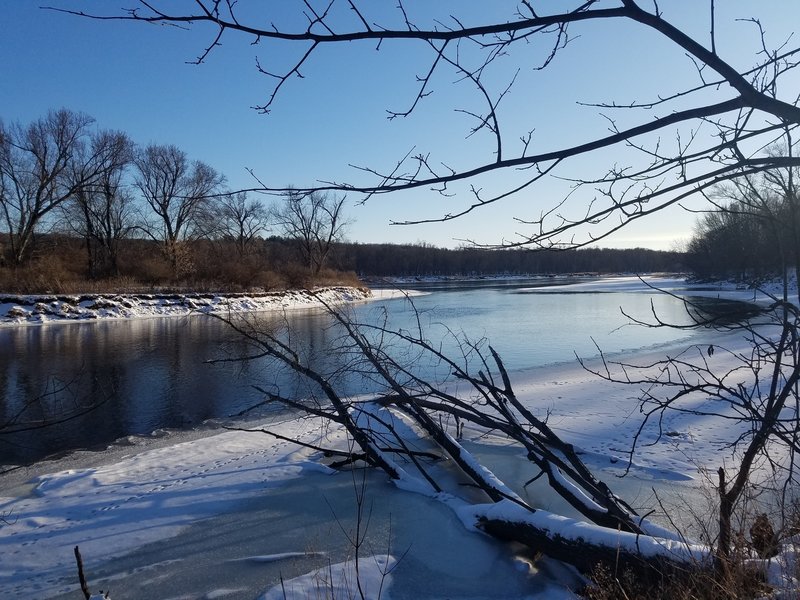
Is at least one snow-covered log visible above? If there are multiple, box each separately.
[466,501,710,578]
[215,297,708,581]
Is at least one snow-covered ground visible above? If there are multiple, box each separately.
[0,277,797,599]
[0,287,387,326]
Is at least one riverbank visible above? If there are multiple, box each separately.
[0,286,379,326]
[2,325,792,599]
[0,274,769,327]
[0,277,796,599]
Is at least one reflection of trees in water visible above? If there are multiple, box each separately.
[0,368,104,465]
[221,310,358,412]
[0,294,753,465]
[0,318,217,463]
[685,296,761,327]
[0,311,349,464]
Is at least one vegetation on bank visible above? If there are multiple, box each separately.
[0,232,685,294]
[0,108,685,294]
[684,160,800,282]
[0,235,359,294]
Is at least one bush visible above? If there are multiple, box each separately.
[0,233,366,293]
[0,255,83,293]
[583,561,770,600]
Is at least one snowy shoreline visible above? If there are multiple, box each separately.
[0,331,758,599]
[0,275,771,327]
[0,286,388,326]
[1,276,796,599]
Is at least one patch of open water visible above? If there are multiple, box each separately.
[0,278,745,465]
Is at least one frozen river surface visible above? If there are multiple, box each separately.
[0,276,770,599]
[0,276,743,465]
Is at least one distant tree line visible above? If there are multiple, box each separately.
[337,242,685,278]
[0,109,686,293]
[685,155,799,281]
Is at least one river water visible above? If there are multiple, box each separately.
[0,277,744,465]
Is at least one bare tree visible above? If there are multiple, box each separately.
[580,282,799,565]
[62,130,135,278]
[0,109,100,266]
[275,190,348,274]
[213,301,707,580]
[133,143,223,276]
[217,191,270,257]
[53,2,800,249]
[635,148,800,563]
[720,148,800,288]
[54,1,800,589]
[687,147,800,282]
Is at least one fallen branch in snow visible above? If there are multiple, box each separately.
[221,424,443,465]
[211,295,714,580]
[469,500,710,580]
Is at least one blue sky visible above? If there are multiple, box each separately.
[2,2,798,250]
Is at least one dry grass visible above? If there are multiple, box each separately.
[0,234,365,294]
[1,251,364,295]
[582,560,771,600]
[583,485,800,600]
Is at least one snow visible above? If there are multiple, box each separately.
[763,539,800,595]
[0,417,335,597]
[0,287,380,326]
[518,275,687,294]
[460,500,709,563]
[258,555,396,600]
[0,276,796,598]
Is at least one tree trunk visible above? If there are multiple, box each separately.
[472,501,709,580]
[718,467,732,561]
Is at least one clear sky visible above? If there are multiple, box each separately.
[2,1,798,250]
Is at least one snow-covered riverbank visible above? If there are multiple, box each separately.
[0,277,796,599]
[0,287,379,326]
[0,335,763,600]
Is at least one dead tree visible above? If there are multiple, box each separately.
[211,300,710,579]
[580,282,800,564]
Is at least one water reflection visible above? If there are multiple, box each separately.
[1,284,726,465]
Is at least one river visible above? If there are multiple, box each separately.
[0,276,748,466]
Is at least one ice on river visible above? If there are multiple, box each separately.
[0,277,793,598]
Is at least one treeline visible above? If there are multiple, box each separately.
[2,234,685,292]
[0,234,358,294]
[0,109,354,292]
[685,165,799,281]
[337,242,686,277]
[1,108,686,293]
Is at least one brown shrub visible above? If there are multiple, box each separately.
[252,269,288,291]
[280,263,314,289]
[582,561,770,600]
[0,235,364,293]
[313,268,363,288]
[0,255,83,293]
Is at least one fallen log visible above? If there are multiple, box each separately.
[465,500,710,580]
